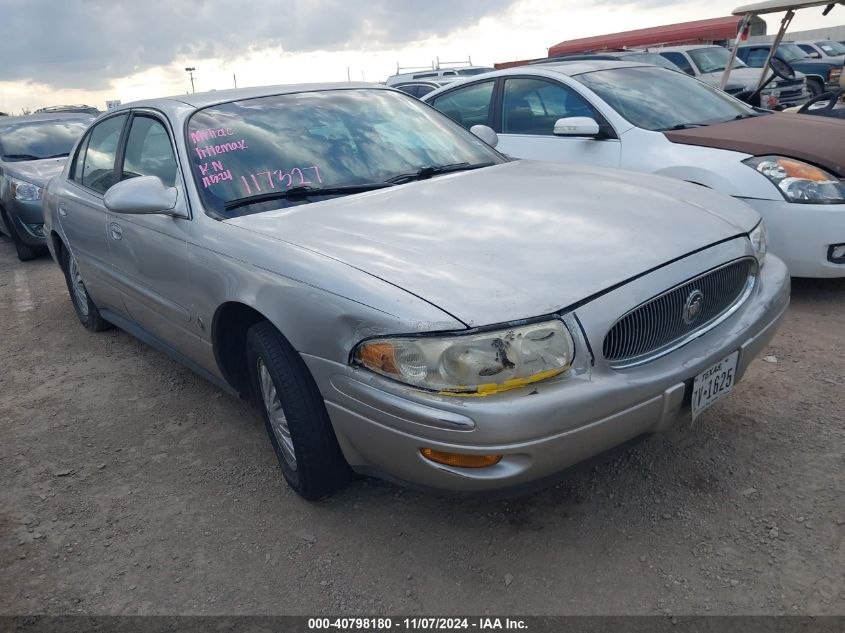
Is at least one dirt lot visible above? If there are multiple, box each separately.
[1,234,843,616]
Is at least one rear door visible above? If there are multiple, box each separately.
[59,113,128,310]
[106,111,195,353]
[494,77,621,168]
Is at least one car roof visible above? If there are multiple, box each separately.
[655,44,723,52]
[0,112,95,126]
[507,59,650,76]
[108,82,388,113]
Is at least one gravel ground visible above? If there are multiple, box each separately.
[1,235,843,616]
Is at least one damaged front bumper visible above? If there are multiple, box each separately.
[304,243,790,493]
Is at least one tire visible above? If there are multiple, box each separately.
[246,321,353,499]
[60,246,111,332]
[807,78,823,98]
[1,209,37,261]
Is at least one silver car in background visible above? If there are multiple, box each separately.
[43,84,789,499]
[0,113,93,260]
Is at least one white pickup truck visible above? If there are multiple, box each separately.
[654,44,811,109]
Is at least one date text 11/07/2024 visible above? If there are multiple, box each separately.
[307,617,528,630]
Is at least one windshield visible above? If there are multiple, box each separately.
[577,66,758,131]
[818,41,845,56]
[688,47,748,73]
[457,68,495,76]
[0,118,91,161]
[187,89,502,217]
[777,43,810,62]
[621,53,685,71]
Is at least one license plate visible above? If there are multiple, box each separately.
[691,351,739,420]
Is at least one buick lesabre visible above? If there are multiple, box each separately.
[43,84,790,498]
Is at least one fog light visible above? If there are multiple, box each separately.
[27,223,45,237]
[829,243,845,264]
[420,448,502,468]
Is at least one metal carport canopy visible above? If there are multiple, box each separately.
[732,0,844,16]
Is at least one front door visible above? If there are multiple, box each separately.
[495,77,622,168]
[106,113,196,354]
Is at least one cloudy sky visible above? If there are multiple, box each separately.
[0,0,839,113]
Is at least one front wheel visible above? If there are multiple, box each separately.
[246,321,353,499]
[1,210,38,261]
[61,247,111,332]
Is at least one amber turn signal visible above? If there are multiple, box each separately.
[420,448,503,469]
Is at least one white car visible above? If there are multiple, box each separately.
[385,66,495,86]
[794,39,845,65]
[422,60,845,278]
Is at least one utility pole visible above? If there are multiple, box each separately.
[185,67,196,93]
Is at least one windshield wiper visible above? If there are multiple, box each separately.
[386,161,494,184]
[223,183,393,211]
[1,153,42,161]
[1,152,68,161]
[664,123,711,130]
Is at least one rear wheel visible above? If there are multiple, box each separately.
[246,321,352,499]
[61,246,111,332]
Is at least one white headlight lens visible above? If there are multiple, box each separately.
[749,221,767,264]
[354,320,574,395]
[10,178,43,201]
[744,156,845,204]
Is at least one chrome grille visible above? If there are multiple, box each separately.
[603,258,756,369]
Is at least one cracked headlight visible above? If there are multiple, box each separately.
[10,177,43,201]
[744,156,845,204]
[749,221,767,265]
[353,319,574,395]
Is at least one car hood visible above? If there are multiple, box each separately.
[226,161,758,327]
[700,67,806,87]
[1,157,66,186]
[664,113,845,177]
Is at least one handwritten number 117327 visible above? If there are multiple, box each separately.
[240,165,322,195]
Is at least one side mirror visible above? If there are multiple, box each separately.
[469,124,499,148]
[553,117,600,138]
[104,176,182,217]
[808,51,822,59]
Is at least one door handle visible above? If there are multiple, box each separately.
[58,203,67,217]
[109,222,123,241]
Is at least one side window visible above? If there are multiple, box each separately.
[416,84,436,97]
[69,134,90,184]
[659,52,695,75]
[396,85,420,97]
[80,114,127,194]
[743,48,770,67]
[121,116,177,187]
[501,78,594,136]
[429,80,495,129]
[797,44,817,57]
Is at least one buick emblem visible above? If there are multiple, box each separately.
[683,290,704,325]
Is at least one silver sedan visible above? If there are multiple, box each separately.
[43,83,789,498]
